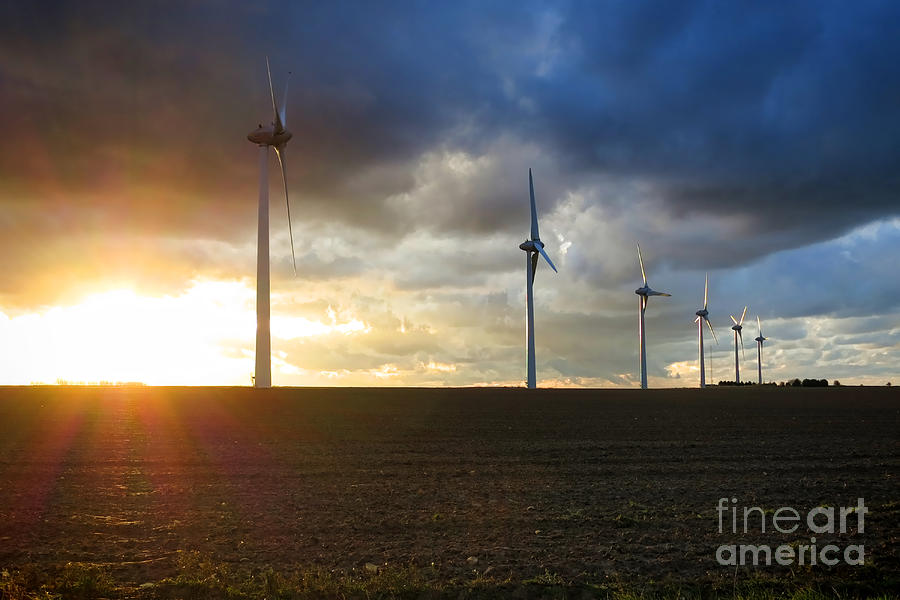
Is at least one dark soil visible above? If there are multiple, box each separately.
[0,386,897,593]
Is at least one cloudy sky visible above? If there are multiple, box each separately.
[1,1,898,386]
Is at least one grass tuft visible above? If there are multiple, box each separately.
[2,556,899,599]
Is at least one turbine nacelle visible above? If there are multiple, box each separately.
[731,324,742,332]
[755,336,767,342]
[247,125,293,147]
[695,308,709,318]
[519,239,544,252]
[635,285,669,297]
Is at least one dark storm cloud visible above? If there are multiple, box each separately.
[2,0,899,302]
[530,2,900,219]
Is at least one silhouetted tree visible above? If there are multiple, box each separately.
[801,378,828,387]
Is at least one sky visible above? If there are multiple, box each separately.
[0,0,898,386]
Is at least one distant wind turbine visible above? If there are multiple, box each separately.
[755,316,768,384]
[694,273,718,388]
[730,306,748,384]
[635,245,670,389]
[246,57,296,388]
[518,169,557,389]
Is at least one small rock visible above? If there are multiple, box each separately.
[466,556,478,566]
[364,562,380,574]
[482,566,494,577]
[139,583,155,589]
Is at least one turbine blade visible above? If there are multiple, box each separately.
[529,168,539,241]
[267,56,283,133]
[757,315,762,337]
[537,244,557,273]
[274,145,296,276]
[740,306,748,325]
[531,251,538,284]
[730,314,738,325]
[706,317,718,345]
[694,316,700,323]
[637,243,647,286]
[739,330,745,358]
[280,71,291,129]
[703,273,708,310]
[649,290,671,297]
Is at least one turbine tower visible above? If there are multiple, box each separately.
[694,273,718,388]
[247,58,296,388]
[755,316,768,384]
[730,306,748,384]
[635,245,670,389]
[518,169,557,389]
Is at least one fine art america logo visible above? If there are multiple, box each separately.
[715,497,868,566]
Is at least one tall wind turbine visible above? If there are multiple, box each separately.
[518,169,557,389]
[635,245,670,389]
[247,58,296,388]
[694,273,718,388]
[755,316,768,384]
[730,306,748,384]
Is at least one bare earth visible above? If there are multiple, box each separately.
[0,386,897,593]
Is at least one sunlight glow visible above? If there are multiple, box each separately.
[665,361,700,380]
[0,280,370,385]
[423,360,457,373]
[370,364,400,379]
[273,309,369,340]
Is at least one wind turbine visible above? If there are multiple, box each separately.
[755,316,768,384]
[635,245,670,389]
[518,169,557,389]
[694,273,718,388]
[247,58,296,388]
[730,306,748,384]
